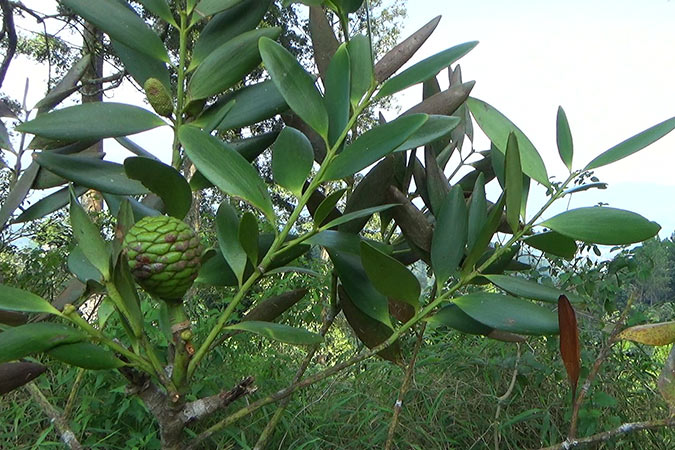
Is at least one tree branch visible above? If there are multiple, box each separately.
[181,376,256,424]
[0,0,17,89]
[25,382,83,450]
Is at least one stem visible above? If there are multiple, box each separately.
[167,301,192,391]
[63,368,86,421]
[105,281,142,338]
[25,383,83,450]
[494,343,521,450]
[142,336,178,395]
[384,322,427,450]
[171,9,189,170]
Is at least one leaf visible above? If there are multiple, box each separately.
[467,97,550,187]
[17,103,165,141]
[467,173,487,253]
[454,292,559,335]
[556,106,573,171]
[657,346,675,411]
[540,207,660,245]
[35,153,149,196]
[70,188,110,280]
[431,185,468,286]
[558,295,580,402]
[102,194,161,222]
[485,275,585,304]
[179,125,275,222]
[0,323,84,363]
[461,194,505,275]
[348,34,373,108]
[216,201,247,286]
[111,254,144,339]
[68,245,104,285]
[61,0,169,62]
[34,55,91,113]
[111,40,171,91]
[0,163,39,229]
[115,137,159,161]
[313,189,347,227]
[336,0,364,13]
[584,117,675,170]
[617,321,675,346]
[323,114,428,180]
[563,182,608,195]
[338,287,401,363]
[188,28,281,100]
[47,342,125,370]
[14,185,85,224]
[124,157,192,219]
[238,211,259,265]
[0,284,61,316]
[427,304,493,335]
[138,0,177,26]
[360,242,420,309]
[226,320,323,345]
[523,231,577,260]
[325,43,351,146]
[272,127,314,196]
[243,289,308,322]
[375,41,478,100]
[259,37,329,138]
[190,0,272,70]
[392,115,460,153]
[0,362,47,394]
[329,250,391,327]
[505,133,522,233]
[194,0,242,18]
[321,204,397,230]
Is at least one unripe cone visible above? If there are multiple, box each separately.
[143,78,174,117]
[123,216,203,301]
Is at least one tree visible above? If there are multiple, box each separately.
[1,1,674,449]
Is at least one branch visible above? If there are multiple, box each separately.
[494,343,521,450]
[25,383,83,450]
[0,0,17,90]
[539,417,674,450]
[180,376,256,424]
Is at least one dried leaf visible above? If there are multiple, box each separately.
[558,294,580,403]
[617,321,675,346]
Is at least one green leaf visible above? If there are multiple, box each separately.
[0,163,39,228]
[484,275,585,304]
[47,342,125,370]
[323,114,428,180]
[194,80,287,132]
[124,157,192,219]
[462,194,505,275]
[69,187,110,280]
[17,103,165,140]
[360,242,420,309]
[195,250,238,287]
[321,204,397,230]
[584,117,675,170]
[35,153,149,196]
[0,323,84,363]
[325,43,351,146]
[138,0,177,26]
[68,245,104,285]
[102,194,161,222]
[13,183,80,223]
[454,292,559,335]
[329,250,392,327]
[238,211,259,265]
[313,189,347,227]
[540,207,661,245]
[61,0,169,62]
[467,173,487,253]
[375,41,478,100]
[188,28,281,100]
[505,132,522,233]
[111,40,171,91]
[216,201,247,286]
[111,255,144,339]
[467,97,550,187]
[259,36,329,138]
[226,320,323,345]
[178,125,275,222]
[426,304,492,335]
[34,55,91,113]
[272,127,314,196]
[393,115,460,153]
[556,106,573,171]
[190,0,272,71]
[336,0,364,13]
[194,0,243,19]
[348,34,373,108]
[0,285,61,316]
[523,231,577,260]
[431,185,468,286]
[115,137,159,161]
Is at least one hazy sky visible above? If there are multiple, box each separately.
[3,0,675,238]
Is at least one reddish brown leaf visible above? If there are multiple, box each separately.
[558,294,581,403]
[0,361,47,394]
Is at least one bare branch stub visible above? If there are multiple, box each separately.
[0,0,18,89]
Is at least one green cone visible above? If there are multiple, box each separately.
[123,216,203,301]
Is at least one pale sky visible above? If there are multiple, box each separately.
[3,0,675,238]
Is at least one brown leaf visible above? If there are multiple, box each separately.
[558,294,581,403]
[0,362,47,394]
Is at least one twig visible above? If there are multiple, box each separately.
[0,0,17,89]
[180,376,257,424]
[568,293,636,438]
[384,322,427,450]
[25,382,83,450]
[494,343,521,450]
[63,368,86,421]
[539,417,674,450]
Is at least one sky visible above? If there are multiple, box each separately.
[2,0,675,239]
